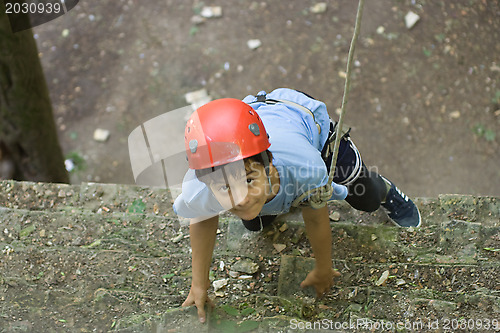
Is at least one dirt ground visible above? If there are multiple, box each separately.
[32,0,499,197]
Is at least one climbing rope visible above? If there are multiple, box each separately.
[292,0,365,209]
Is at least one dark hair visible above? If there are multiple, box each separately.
[195,150,272,183]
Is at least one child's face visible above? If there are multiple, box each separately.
[208,160,269,221]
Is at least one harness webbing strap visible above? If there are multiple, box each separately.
[251,97,322,135]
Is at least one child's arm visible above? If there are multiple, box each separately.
[182,215,219,323]
[300,205,341,297]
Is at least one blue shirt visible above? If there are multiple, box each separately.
[173,88,348,218]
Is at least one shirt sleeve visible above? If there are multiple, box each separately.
[172,169,225,218]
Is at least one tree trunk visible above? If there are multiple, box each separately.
[0,6,69,183]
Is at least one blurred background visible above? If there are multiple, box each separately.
[27,0,500,197]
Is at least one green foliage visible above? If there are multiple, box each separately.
[192,1,204,15]
[483,248,500,252]
[240,307,256,316]
[222,305,240,317]
[128,199,146,214]
[189,26,199,36]
[162,273,175,280]
[473,123,496,142]
[19,224,35,238]
[65,151,86,172]
[211,305,259,332]
[434,33,446,43]
[492,90,500,105]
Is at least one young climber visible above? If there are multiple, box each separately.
[173,88,421,323]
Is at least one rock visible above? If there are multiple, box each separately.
[376,26,385,35]
[190,15,206,25]
[375,270,390,286]
[405,11,420,29]
[64,159,75,172]
[247,39,262,50]
[228,271,240,278]
[310,3,327,14]
[329,211,341,221]
[212,279,228,291]
[429,300,459,312]
[273,244,286,253]
[185,88,212,110]
[231,259,259,274]
[184,88,209,104]
[93,128,110,142]
[396,279,406,286]
[200,6,222,18]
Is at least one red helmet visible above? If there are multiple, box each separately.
[185,98,270,170]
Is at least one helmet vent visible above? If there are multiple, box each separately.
[248,123,260,136]
[189,139,198,153]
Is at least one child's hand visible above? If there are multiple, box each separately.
[182,283,214,324]
[300,267,341,298]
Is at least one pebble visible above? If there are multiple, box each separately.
[93,128,110,142]
[201,6,222,18]
[405,11,420,29]
[329,211,341,221]
[396,279,406,286]
[212,278,228,291]
[185,88,209,104]
[247,39,262,50]
[273,244,286,253]
[231,259,259,274]
[229,270,240,278]
[310,3,327,14]
[190,15,205,25]
[64,159,75,172]
[375,270,390,286]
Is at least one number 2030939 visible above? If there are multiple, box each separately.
[5,1,62,15]
[442,318,499,331]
